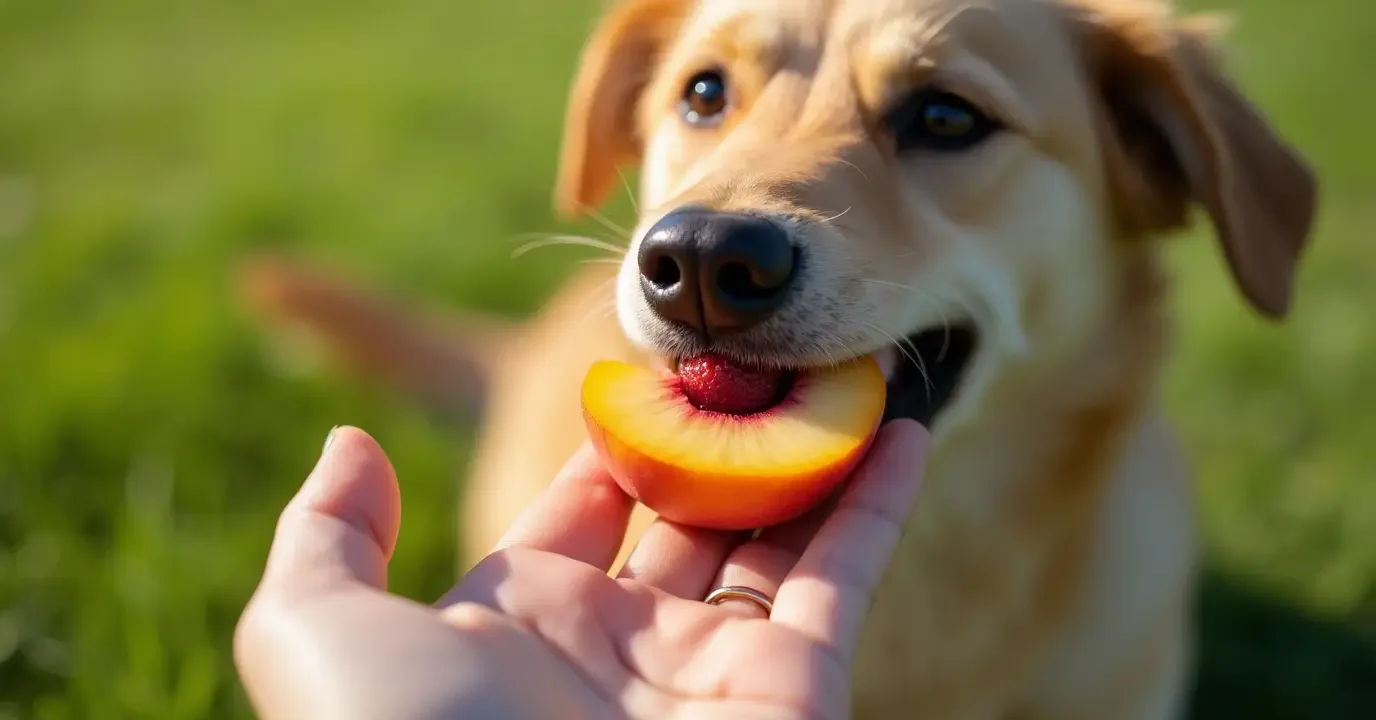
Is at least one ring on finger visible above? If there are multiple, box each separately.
[704,585,774,616]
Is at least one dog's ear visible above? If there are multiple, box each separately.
[1080,6,1318,320]
[554,0,687,219]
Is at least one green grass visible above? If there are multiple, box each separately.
[0,0,1371,717]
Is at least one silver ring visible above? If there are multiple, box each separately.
[704,585,774,615]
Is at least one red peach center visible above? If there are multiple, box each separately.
[676,354,791,415]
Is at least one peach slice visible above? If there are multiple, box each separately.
[580,354,887,530]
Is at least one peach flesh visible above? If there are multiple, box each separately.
[676,354,792,415]
[580,354,887,530]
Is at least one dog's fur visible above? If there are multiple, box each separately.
[239,0,1317,716]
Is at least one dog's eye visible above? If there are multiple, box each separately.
[887,88,1000,152]
[680,70,728,127]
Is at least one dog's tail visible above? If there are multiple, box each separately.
[235,254,513,418]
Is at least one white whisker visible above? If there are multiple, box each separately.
[819,206,852,224]
[615,167,640,217]
[837,158,869,181]
[578,204,632,239]
[863,320,934,402]
[860,277,979,362]
[812,332,846,368]
[511,234,627,259]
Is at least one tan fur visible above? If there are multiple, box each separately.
[239,0,1317,716]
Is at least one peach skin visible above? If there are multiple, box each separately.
[580,354,887,530]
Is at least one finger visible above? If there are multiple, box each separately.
[771,419,929,662]
[702,501,832,618]
[489,441,636,571]
[615,518,747,599]
[260,426,403,593]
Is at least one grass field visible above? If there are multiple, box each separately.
[0,0,1372,717]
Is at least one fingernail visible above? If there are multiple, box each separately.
[881,417,928,433]
[322,425,340,457]
[297,426,341,502]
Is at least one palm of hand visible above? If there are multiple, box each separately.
[448,547,850,720]
[235,423,927,720]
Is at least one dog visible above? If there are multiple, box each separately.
[239,0,1318,716]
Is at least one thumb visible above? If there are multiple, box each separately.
[260,426,402,593]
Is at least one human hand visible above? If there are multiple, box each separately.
[234,420,929,720]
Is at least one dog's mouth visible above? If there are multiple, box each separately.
[665,324,979,428]
[875,325,979,427]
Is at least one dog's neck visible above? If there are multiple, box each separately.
[850,240,1180,692]
[915,239,1171,545]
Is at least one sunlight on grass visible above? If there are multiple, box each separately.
[0,0,1371,717]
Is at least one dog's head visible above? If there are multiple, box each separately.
[554,0,1316,431]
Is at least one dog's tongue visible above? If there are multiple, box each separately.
[678,354,787,415]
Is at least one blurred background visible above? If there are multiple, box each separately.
[0,0,1372,717]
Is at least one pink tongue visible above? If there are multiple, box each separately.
[677,354,787,415]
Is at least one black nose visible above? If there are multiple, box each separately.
[637,208,798,337]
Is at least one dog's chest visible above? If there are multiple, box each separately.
[845,409,1197,718]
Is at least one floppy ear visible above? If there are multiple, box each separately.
[1081,8,1318,320]
[554,0,687,219]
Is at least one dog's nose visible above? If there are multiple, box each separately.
[637,208,797,336]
